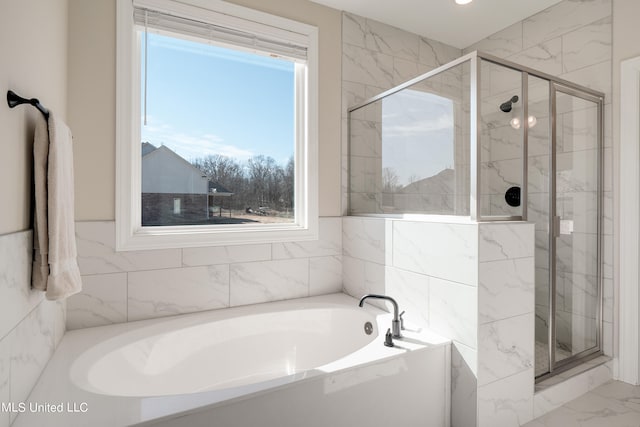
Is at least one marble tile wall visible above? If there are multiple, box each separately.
[66,218,343,329]
[465,0,613,370]
[477,223,536,427]
[0,230,66,427]
[343,216,535,427]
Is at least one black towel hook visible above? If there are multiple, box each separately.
[6,90,49,119]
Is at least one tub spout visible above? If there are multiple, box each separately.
[358,294,402,338]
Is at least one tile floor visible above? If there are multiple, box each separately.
[523,380,640,426]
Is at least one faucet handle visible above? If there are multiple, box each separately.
[399,311,405,330]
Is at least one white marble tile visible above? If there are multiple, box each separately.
[128,266,230,321]
[465,22,523,58]
[429,277,477,348]
[478,313,534,386]
[342,217,386,265]
[0,333,10,427]
[230,259,308,306]
[309,256,342,296]
[419,36,461,68]
[522,0,611,49]
[559,60,611,103]
[365,18,419,62]
[342,12,367,49]
[591,380,640,413]
[75,221,182,275]
[562,17,611,73]
[183,243,271,267]
[478,368,534,427]
[533,366,590,417]
[66,273,127,329]
[272,218,342,259]
[509,38,563,76]
[393,57,420,86]
[53,300,66,348]
[479,222,535,262]
[384,266,429,327]
[479,257,534,324]
[393,221,477,286]
[342,43,394,88]
[451,342,478,427]
[342,255,365,299]
[0,230,43,341]
[563,390,638,426]
[349,118,383,158]
[342,81,366,116]
[10,301,54,407]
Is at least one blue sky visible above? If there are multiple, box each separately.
[140,32,295,165]
[382,89,454,186]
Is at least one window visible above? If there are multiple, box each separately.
[116,0,318,250]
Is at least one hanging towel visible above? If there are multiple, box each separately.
[32,112,82,300]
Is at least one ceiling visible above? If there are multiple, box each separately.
[309,0,563,49]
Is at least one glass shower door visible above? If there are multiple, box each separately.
[551,84,601,367]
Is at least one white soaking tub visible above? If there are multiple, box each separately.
[14,293,451,427]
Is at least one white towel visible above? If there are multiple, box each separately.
[32,112,82,300]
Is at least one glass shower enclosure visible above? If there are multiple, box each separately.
[347,51,604,380]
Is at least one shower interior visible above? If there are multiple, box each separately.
[347,51,604,381]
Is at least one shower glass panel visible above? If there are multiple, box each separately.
[479,61,523,219]
[553,86,601,365]
[348,61,470,216]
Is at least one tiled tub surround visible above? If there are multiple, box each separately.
[0,230,66,427]
[343,216,535,427]
[15,294,451,427]
[67,218,342,329]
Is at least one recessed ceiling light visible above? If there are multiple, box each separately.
[455,0,473,5]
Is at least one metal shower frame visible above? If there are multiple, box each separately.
[347,50,605,381]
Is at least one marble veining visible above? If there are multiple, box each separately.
[526,379,640,427]
[0,230,43,340]
[478,314,534,386]
[10,302,55,407]
[479,223,535,262]
[67,273,127,329]
[522,0,611,49]
[342,217,386,265]
[429,277,477,348]
[393,221,477,286]
[562,16,611,74]
[128,265,230,321]
[309,256,343,296]
[230,258,309,306]
[478,368,534,427]
[182,244,271,267]
[384,266,429,327]
[75,221,182,275]
[479,257,534,324]
[451,343,478,427]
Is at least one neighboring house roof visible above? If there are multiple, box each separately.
[141,142,157,156]
[208,181,234,197]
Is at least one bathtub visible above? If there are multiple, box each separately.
[14,293,450,427]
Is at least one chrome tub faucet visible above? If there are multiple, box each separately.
[358,294,403,338]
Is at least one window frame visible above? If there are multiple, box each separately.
[116,0,318,251]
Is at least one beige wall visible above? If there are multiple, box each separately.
[0,0,68,235]
[69,0,342,221]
